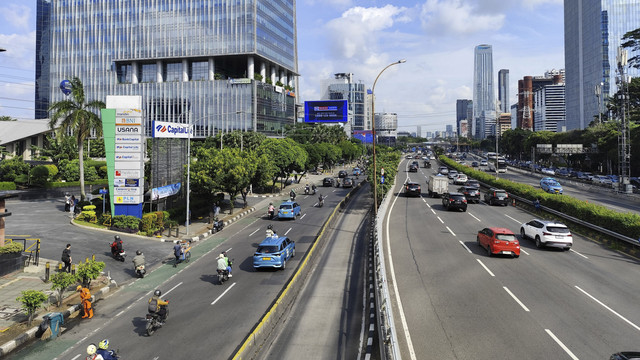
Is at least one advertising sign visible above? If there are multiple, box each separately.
[114,195,143,204]
[114,178,140,187]
[115,161,142,170]
[151,183,182,200]
[353,130,373,144]
[115,153,142,161]
[115,144,142,152]
[116,125,142,134]
[304,100,348,123]
[114,187,142,196]
[115,170,141,178]
[115,135,142,143]
[152,121,192,139]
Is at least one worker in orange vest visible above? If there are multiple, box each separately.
[77,285,94,319]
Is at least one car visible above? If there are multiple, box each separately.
[352,167,361,176]
[465,179,480,189]
[540,177,563,194]
[453,173,468,185]
[342,177,354,188]
[438,166,449,175]
[429,155,435,160]
[611,352,640,360]
[405,155,413,159]
[484,188,509,206]
[477,227,520,258]
[520,219,573,250]
[447,170,459,180]
[480,160,488,166]
[421,156,428,160]
[541,167,556,176]
[405,182,421,197]
[593,175,613,185]
[277,201,301,220]
[322,177,335,187]
[457,186,480,203]
[253,236,295,269]
[471,161,479,167]
[442,192,468,212]
[414,155,421,159]
[411,160,419,167]
[338,170,348,178]
[408,164,418,172]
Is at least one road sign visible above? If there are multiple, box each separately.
[381,175,385,184]
[99,188,108,194]
[381,167,385,176]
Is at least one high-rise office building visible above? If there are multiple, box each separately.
[375,113,398,146]
[456,99,473,137]
[498,69,509,113]
[517,70,564,130]
[322,73,367,131]
[534,84,566,132]
[416,126,422,138]
[473,44,495,139]
[35,0,298,136]
[564,0,640,130]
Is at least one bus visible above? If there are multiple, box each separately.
[487,153,507,173]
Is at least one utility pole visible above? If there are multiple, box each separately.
[616,47,632,193]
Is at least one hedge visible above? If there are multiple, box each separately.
[44,179,109,188]
[0,182,16,190]
[0,242,23,254]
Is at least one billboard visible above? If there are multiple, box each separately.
[353,130,373,144]
[304,100,348,123]
[153,121,192,138]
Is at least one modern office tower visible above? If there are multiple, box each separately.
[534,84,566,132]
[417,126,422,138]
[35,0,298,136]
[426,131,433,139]
[511,104,518,129]
[564,0,640,130]
[517,70,564,130]
[322,73,367,131]
[473,44,495,139]
[446,124,454,138]
[498,69,509,113]
[456,99,473,137]
[375,113,398,145]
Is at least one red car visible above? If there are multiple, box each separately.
[477,227,520,258]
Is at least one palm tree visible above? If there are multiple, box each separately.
[48,77,105,201]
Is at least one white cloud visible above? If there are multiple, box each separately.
[420,0,505,36]
[303,0,353,8]
[521,0,563,10]
[0,4,31,32]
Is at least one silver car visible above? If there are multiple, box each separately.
[438,166,449,175]
[520,219,572,250]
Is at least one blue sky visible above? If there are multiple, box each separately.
[0,0,564,133]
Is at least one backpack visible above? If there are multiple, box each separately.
[148,299,158,313]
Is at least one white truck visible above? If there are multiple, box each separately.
[428,174,449,197]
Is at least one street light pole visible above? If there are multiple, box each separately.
[371,59,406,214]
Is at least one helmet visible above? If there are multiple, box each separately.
[114,235,121,241]
[87,344,97,355]
[218,253,224,259]
[136,250,142,255]
[76,285,82,291]
[98,339,109,350]
[267,224,273,230]
[154,289,161,297]
[222,251,227,257]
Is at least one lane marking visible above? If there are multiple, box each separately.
[503,286,530,312]
[459,241,472,253]
[446,226,456,236]
[300,213,307,219]
[545,329,579,360]
[249,228,259,236]
[505,214,520,223]
[71,355,81,360]
[575,286,640,332]
[468,213,481,222]
[521,249,530,256]
[436,216,444,224]
[476,259,495,277]
[332,189,337,192]
[430,208,436,215]
[570,249,588,259]
[211,282,237,305]
[164,281,183,296]
[426,203,431,208]
[284,227,292,236]
[115,310,125,317]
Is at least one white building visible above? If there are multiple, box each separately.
[534,84,566,132]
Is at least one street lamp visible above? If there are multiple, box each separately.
[371,59,406,214]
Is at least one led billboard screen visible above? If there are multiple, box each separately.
[353,130,373,144]
[304,100,348,122]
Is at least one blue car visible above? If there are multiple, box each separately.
[540,177,563,194]
[353,167,361,176]
[253,236,295,270]
[278,200,301,220]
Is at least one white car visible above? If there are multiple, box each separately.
[480,160,488,166]
[438,166,449,175]
[447,170,459,180]
[592,175,612,185]
[541,168,556,176]
[520,219,572,250]
[453,173,468,184]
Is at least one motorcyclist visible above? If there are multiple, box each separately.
[133,250,145,274]
[148,290,169,323]
[96,339,118,360]
[268,202,275,219]
[86,343,105,360]
[222,252,233,276]
[290,189,296,200]
[305,183,310,194]
[217,253,232,277]
[318,194,324,206]
[110,236,123,258]
[266,224,274,238]
[311,184,317,194]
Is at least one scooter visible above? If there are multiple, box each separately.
[109,243,126,262]
[146,304,168,336]
[212,217,225,233]
[304,187,310,195]
[267,209,275,220]
[311,186,317,195]
[135,264,146,278]
[217,259,233,284]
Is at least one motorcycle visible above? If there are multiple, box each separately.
[318,196,324,207]
[311,186,317,195]
[304,187,310,195]
[267,208,275,220]
[135,264,146,278]
[212,217,225,233]
[290,192,296,201]
[146,304,168,336]
[217,259,233,284]
[109,243,126,262]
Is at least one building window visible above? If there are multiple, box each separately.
[117,63,132,83]
[139,63,156,83]
[190,61,208,81]
[164,62,182,82]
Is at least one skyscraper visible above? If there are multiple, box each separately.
[473,44,495,139]
[564,0,640,130]
[498,69,509,113]
[35,0,298,136]
[456,99,472,137]
[322,73,367,131]
[534,83,566,132]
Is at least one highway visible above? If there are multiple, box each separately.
[383,158,640,359]
[6,178,367,360]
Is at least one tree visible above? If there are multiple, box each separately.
[16,290,48,326]
[48,77,106,201]
[622,27,640,69]
[50,272,78,307]
[0,115,17,121]
[76,259,105,287]
[256,138,307,190]
[31,133,77,163]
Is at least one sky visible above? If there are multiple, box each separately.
[0,0,565,134]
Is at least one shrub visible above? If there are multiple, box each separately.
[30,165,50,186]
[0,182,16,190]
[14,174,28,184]
[111,215,141,231]
[76,259,105,287]
[50,272,78,307]
[0,157,29,182]
[98,166,108,179]
[141,213,158,233]
[16,290,48,326]
[0,241,23,254]
[44,164,59,179]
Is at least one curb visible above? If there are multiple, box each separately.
[161,206,257,243]
[0,280,117,358]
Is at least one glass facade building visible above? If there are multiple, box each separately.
[322,73,367,131]
[564,0,640,130]
[473,44,495,139]
[534,84,566,132]
[35,0,298,137]
[498,69,510,114]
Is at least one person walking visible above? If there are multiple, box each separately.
[173,241,183,267]
[213,202,220,218]
[61,244,72,273]
[77,285,94,319]
[70,195,76,215]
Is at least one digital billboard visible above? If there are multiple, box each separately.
[304,100,348,123]
[353,130,373,144]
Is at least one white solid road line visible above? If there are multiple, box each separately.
[503,286,530,312]
[446,226,456,236]
[575,286,640,332]
[164,281,183,296]
[459,240,472,253]
[284,227,292,236]
[570,249,589,259]
[545,329,580,360]
[249,228,260,236]
[70,355,81,360]
[505,214,520,223]
[468,212,481,222]
[211,282,237,305]
[476,259,495,277]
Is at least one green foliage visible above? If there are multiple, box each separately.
[98,166,107,178]
[369,148,401,206]
[88,137,105,157]
[254,72,263,81]
[0,241,23,254]
[111,215,141,231]
[0,157,30,182]
[58,159,99,182]
[16,290,48,326]
[0,182,16,190]
[256,138,308,189]
[32,134,77,163]
[76,259,105,287]
[275,80,284,87]
[30,165,50,186]
[50,272,78,306]
[14,174,28,184]
[141,213,158,232]
[44,164,59,178]
[44,179,108,188]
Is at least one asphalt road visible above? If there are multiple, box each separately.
[6,177,366,360]
[383,158,640,360]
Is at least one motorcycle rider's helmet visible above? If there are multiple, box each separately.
[154,289,161,297]
[267,224,273,230]
[98,339,109,350]
[114,235,121,241]
[87,344,97,355]
[218,253,224,259]
[136,250,142,255]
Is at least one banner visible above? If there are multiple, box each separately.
[151,183,182,200]
[153,121,192,138]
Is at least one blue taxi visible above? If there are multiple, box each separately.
[253,236,296,270]
[278,200,301,220]
[540,177,563,194]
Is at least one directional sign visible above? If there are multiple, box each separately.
[381,175,385,184]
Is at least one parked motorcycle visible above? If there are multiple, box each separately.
[212,217,225,233]
[146,304,168,336]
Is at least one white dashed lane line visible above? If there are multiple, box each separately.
[446,226,456,236]
[505,214,520,223]
[468,212,481,222]
[476,259,495,277]
[436,216,444,224]
[503,286,530,312]
[459,241,472,253]
[545,329,579,360]
[249,228,259,236]
[575,286,640,331]
[570,249,588,259]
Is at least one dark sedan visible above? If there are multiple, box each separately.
[322,177,335,187]
[342,177,354,188]
[465,179,480,189]
[338,170,348,178]
[457,186,480,203]
[405,182,421,197]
